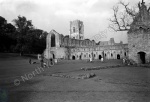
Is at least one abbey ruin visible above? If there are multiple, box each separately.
[44,0,150,64]
[44,19,128,61]
[128,0,150,64]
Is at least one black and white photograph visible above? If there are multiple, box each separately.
[0,0,150,101]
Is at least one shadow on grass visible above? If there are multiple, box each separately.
[7,79,43,102]
[0,53,20,59]
[0,53,38,60]
[23,54,37,59]
[0,75,43,102]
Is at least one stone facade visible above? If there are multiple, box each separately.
[44,29,128,60]
[44,0,150,63]
[128,0,150,64]
[70,20,84,40]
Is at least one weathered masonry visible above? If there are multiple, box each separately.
[128,0,150,64]
[44,19,128,60]
[70,20,84,40]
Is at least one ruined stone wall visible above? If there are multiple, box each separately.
[127,0,150,64]
[70,44,128,60]
[128,31,150,63]
[45,29,128,60]
[59,35,95,48]
[70,20,84,40]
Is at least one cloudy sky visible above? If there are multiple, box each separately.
[0,0,150,43]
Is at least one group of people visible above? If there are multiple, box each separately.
[122,57,132,65]
[29,54,129,67]
[29,54,58,68]
[29,54,107,67]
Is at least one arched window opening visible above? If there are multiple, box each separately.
[51,34,55,47]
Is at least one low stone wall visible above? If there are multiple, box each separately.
[81,64,150,71]
[81,65,123,71]
[50,73,96,79]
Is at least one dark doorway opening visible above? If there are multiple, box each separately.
[51,34,55,47]
[80,55,82,60]
[53,54,55,59]
[111,53,113,57]
[138,52,146,64]
[72,56,75,60]
[124,52,126,56]
[117,54,120,59]
[99,55,102,60]
[102,51,104,58]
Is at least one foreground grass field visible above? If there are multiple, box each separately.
[0,53,150,102]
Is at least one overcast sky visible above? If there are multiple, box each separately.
[0,0,150,43]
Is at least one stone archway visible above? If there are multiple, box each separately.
[99,55,102,60]
[124,52,126,56]
[111,53,113,57]
[52,54,55,59]
[117,54,120,59]
[102,51,104,58]
[51,34,56,47]
[79,55,82,60]
[94,54,95,58]
[137,52,146,64]
[105,54,107,57]
[72,56,75,60]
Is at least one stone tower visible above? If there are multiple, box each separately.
[70,20,84,40]
[128,0,150,64]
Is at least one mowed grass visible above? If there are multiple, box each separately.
[0,53,150,102]
[0,53,122,89]
[0,53,39,77]
[0,53,123,78]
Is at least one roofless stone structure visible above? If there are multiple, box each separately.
[128,0,150,64]
[44,20,127,60]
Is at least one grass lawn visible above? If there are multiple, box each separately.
[0,53,150,102]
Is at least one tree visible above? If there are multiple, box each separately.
[13,15,33,55]
[26,29,47,54]
[109,0,141,31]
[0,15,47,54]
[0,16,7,51]
[4,23,17,52]
[0,16,16,52]
[5,23,16,34]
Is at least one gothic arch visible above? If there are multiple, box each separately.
[52,54,55,59]
[124,52,127,56]
[99,55,102,60]
[137,52,146,64]
[72,55,75,60]
[111,53,113,57]
[117,54,120,59]
[51,34,56,47]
